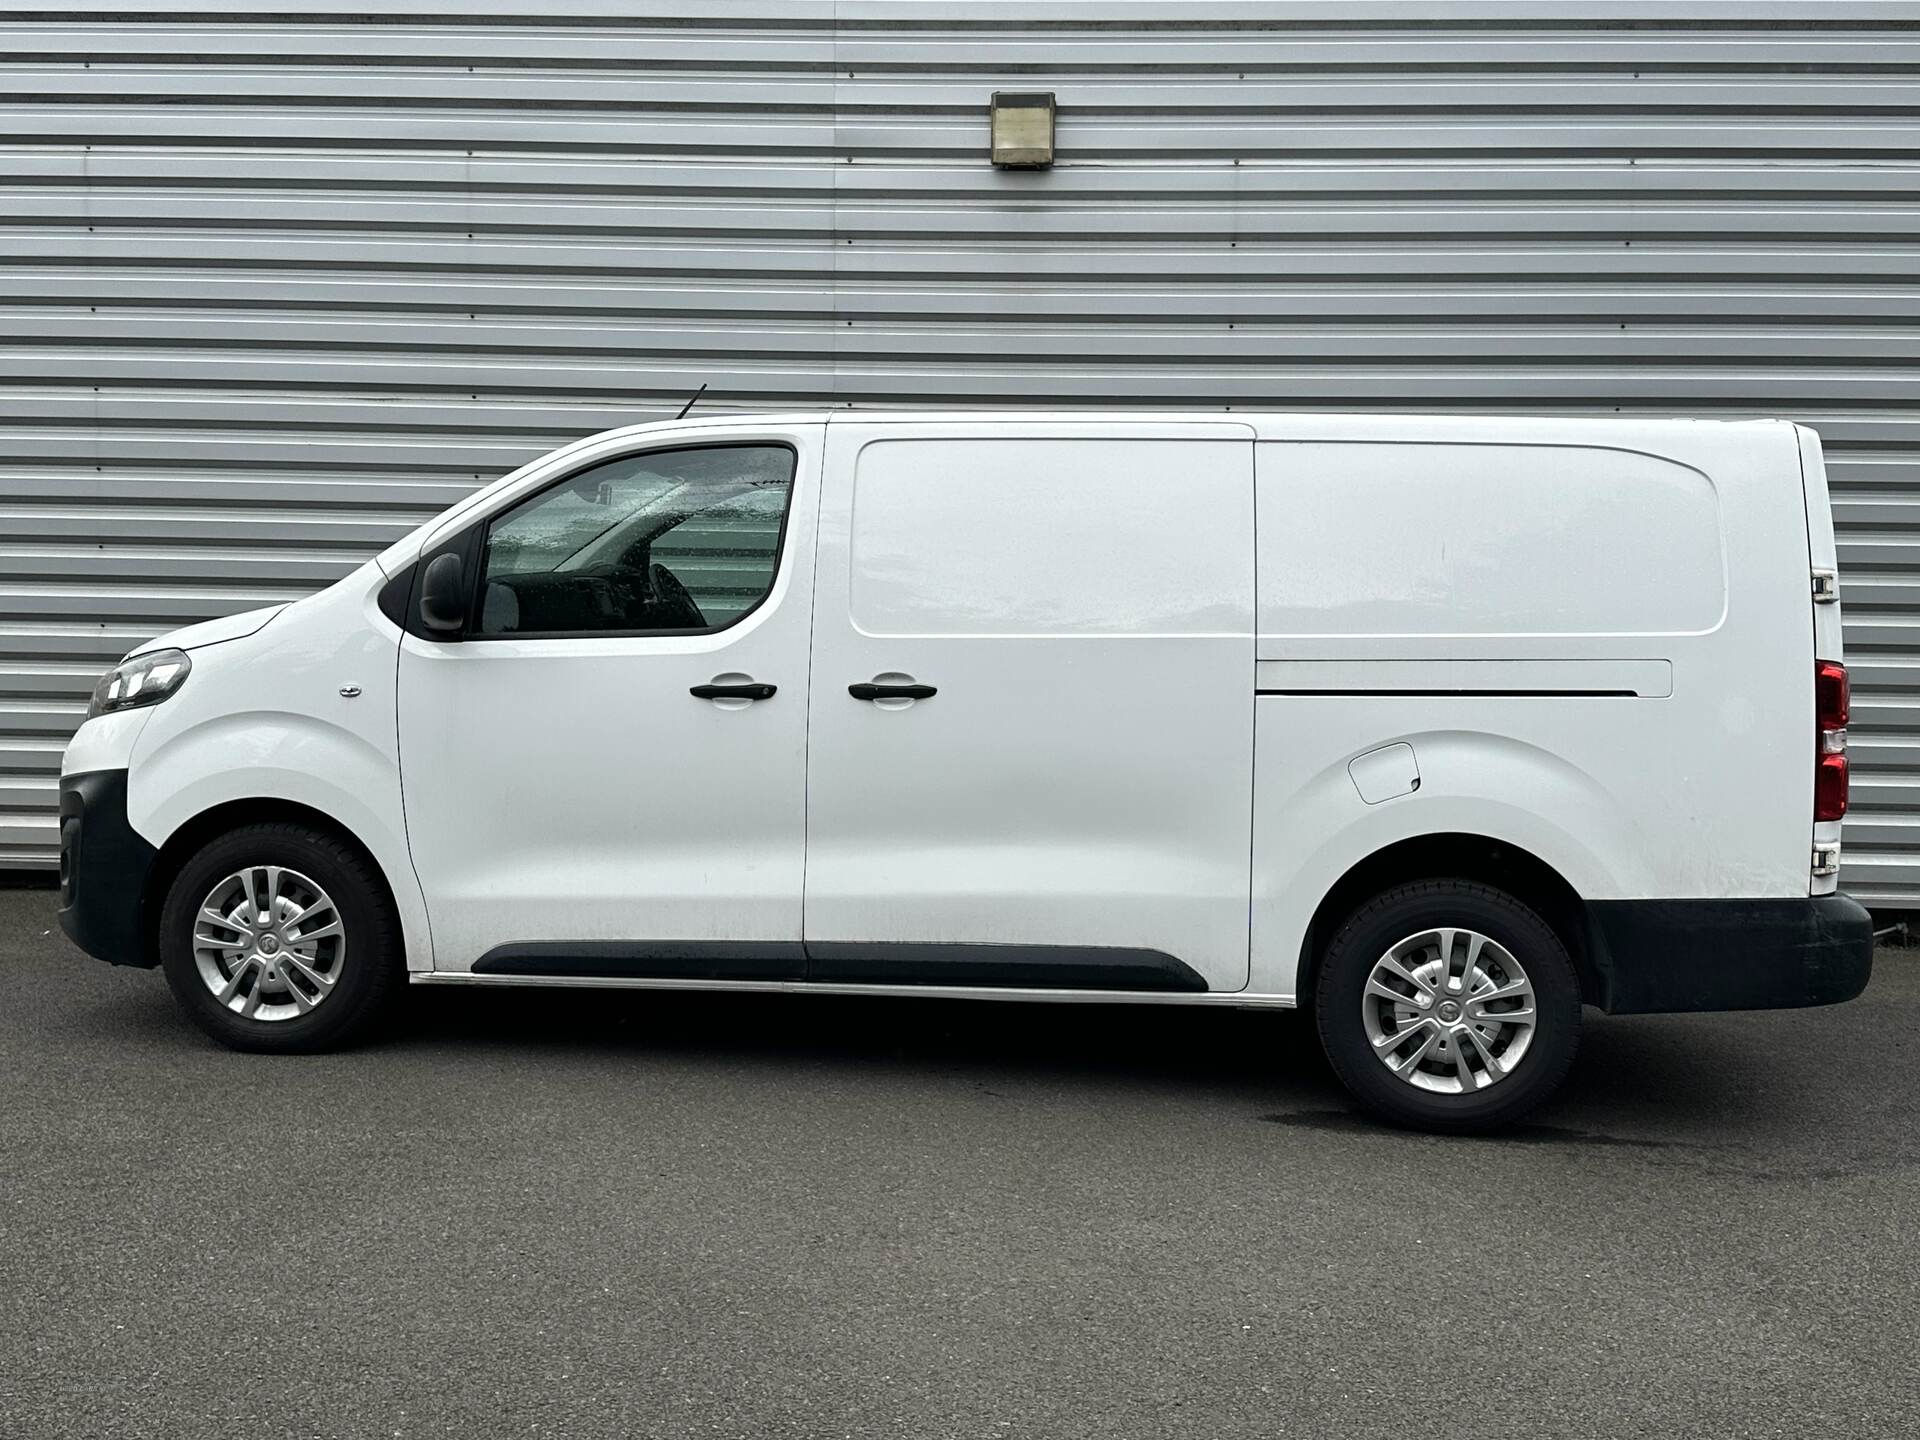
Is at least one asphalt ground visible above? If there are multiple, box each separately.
[2,884,1916,1439]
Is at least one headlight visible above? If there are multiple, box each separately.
[85,648,192,720]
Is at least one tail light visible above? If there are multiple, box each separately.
[1816,660,1849,822]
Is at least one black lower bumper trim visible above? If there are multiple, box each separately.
[1587,894,1873,1015]
[58,769,159,968]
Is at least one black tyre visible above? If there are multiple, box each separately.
[1313,880,1581,1133]
[158,822,402,1053]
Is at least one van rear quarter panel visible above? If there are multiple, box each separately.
[1249,417,1813,1000]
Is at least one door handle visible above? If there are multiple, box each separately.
[690,681,776,701]
[849,681,937,701]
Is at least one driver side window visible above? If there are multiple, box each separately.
[474,444,795,637]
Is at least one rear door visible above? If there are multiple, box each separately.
[802,421,1257,992]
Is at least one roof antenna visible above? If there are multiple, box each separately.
[675,383,708,421]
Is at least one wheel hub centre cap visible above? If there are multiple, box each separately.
[1437,998,1462,1022]
[259,934,280,954]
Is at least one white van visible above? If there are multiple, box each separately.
[58,412,1871,1131]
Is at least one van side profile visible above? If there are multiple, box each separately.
[57,412,1872,1131]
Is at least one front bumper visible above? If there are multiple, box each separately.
[1588,895,1873,1015]
[58,769,159,968]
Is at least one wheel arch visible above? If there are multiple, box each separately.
[140,798,411,972]
[1296,833,1601,1009]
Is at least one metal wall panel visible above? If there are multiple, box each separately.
[3,2,1916,902]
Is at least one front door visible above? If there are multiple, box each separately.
[802,422,1257,993]
[398,430,819,973]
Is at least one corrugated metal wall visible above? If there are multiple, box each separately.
[5,1,1917,901]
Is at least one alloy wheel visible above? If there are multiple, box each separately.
[191,865,347,1021]
[1360,927,1537,1094]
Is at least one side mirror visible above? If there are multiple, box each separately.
[419,552,469,636]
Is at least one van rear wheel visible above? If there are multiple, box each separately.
[1314,880,1582,1133]
[157,822,402,1053]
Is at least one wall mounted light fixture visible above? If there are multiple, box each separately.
[990,91,1056,168]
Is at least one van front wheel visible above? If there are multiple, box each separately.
[1314,880,1582,1133]
[157,823,402,1053]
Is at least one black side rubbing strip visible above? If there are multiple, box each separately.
[473,941,807,982]
[804,943,1207,992]
[468,941,1208,992]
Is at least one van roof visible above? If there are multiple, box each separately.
[586,409,1799,445]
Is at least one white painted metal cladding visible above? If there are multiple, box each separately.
[7,2,1917,901]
